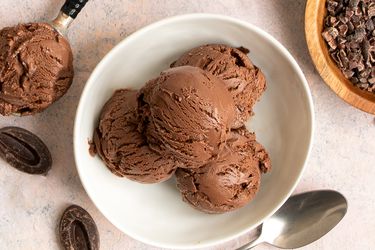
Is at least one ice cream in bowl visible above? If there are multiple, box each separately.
[74,14,314,249]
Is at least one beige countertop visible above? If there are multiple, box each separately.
[0,0,374,249]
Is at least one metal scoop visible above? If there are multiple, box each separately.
[51,0,89,36]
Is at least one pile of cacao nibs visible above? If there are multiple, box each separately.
[322,0,375,93]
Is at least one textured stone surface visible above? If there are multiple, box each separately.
[0,0,374,249]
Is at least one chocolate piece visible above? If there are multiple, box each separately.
[0,126,52,175]
[323,0,375,93]
[237,46,250,54]
[59,205,99,250]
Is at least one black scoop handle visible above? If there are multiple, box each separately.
[61,0,89,19]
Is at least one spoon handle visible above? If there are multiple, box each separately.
[236,235,264,250]
[51,0,89,35]
[61,0,89,19]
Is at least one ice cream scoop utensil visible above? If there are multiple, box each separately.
[50,0,89,35]
[237,190,347,249]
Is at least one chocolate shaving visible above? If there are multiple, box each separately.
[323,0,375,93]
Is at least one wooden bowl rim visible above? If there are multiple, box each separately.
[305,0,375,114]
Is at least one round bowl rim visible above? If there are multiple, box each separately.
[73,13,315,249]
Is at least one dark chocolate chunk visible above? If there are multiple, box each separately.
[237,46,250,54]
[59,205,99,250]
[0,127,52,175]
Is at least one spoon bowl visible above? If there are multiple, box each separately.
[238,190,347,249]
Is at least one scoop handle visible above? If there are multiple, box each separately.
[61,0,89,19]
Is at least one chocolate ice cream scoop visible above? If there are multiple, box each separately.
[138,66,237,168]
[171,44,267,128]
[0,0,88,116]
[175,128,271,214]
[91,89,178,184]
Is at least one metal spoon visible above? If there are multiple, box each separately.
[237,190,347,249]
[51,0,89,36]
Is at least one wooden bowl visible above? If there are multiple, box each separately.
[305,0,375,114]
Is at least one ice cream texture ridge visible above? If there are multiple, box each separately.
[91,44,271,213]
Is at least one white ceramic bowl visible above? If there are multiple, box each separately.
[74,14,314,249]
